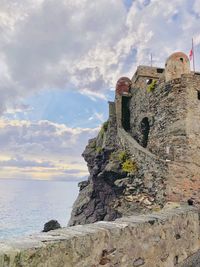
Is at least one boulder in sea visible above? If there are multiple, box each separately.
[42,220,61,232]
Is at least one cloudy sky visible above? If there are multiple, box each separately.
[0,0,200,181]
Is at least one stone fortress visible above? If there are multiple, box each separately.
[69,51,200,227]
[113,51,200,205]
[1,52,200,266]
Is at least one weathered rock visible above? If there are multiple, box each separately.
[78,180,89,191]
[68,112,165,225]
[133,257,145,266]
[43,220,61,232]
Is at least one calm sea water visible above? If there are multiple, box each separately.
[0,179,79,240]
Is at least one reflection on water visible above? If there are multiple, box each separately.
[0,179,79,239]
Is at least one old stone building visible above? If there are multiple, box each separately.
[112,51,200,204]
[69,51,200,228]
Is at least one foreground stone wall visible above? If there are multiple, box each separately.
[0,207,199,267]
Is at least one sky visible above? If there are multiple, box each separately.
[0,0,200,181]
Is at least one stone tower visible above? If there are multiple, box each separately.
[165,52,190,82]
[115,77,131,130]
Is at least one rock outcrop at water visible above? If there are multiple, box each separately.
[68,114,163,226]
[43,220,61,232]
[68,114,120,225]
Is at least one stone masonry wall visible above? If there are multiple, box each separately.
[118,128,168,205]
[185,74,200,165]
[131,65,164,84]
[0,207,199,267]
[122,72,200,203]
[166,74,200,203]
[129,77,188,161]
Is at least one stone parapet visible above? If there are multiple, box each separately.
[0,207,199,267]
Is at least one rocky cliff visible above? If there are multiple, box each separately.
[68,112,166,226]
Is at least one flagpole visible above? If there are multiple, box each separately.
[192,38,195,72]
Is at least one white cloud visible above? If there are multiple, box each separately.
[0,118,98,179]
[0,0,200,112]
[5,104,33,115]
[0,0,127,111]
[0,156,54,168]
[0,119,98,157]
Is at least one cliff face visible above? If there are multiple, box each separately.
[68,113,165,226]
[68,114,121,225]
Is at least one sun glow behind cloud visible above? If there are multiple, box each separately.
[1,0,200,180]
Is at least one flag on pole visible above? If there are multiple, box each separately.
[189,48,193,61]
[190,38,195,72]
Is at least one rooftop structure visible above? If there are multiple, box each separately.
[115,77,131,95]
[165,52,190,81]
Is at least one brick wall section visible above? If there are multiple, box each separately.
[0,207,199,267]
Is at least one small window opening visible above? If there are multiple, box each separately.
[157,68,164,73]
[140,117,150,148]
[146,78,152,85]
[180,57,184,63]
[197,90,200,100]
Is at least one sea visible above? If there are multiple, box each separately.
[0,179,79,240]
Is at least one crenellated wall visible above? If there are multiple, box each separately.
[0,207,199,267]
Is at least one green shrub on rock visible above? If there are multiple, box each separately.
[99,121,109,138]
[122,159,137,173]
[118,151,129,162]
[147,79,157,93]
[90,139,96,149]
[96,147,102,154]
[102,121,109,132]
